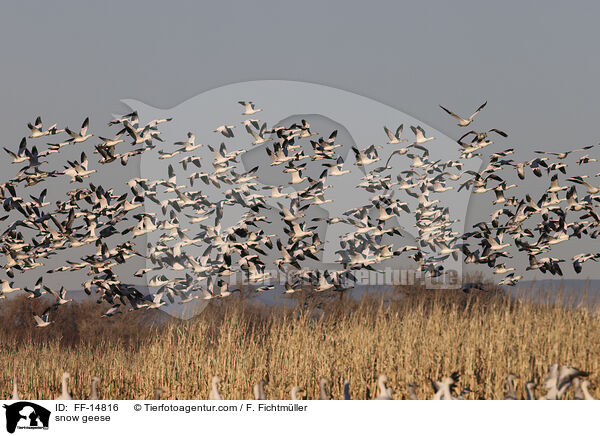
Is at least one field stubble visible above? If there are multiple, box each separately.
[1,287,598,400]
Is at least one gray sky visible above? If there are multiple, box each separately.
[1,1,599,288]
[1,1,599,149]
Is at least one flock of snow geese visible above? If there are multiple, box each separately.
[0,99,599,324]
[7,365,595,400]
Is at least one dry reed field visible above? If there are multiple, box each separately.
[1,288,599,400]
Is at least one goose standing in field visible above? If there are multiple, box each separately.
[375,374,393,400]
[541,364,587,400]
[407,382,419,400]
[319,377,332,400]
[55,372,73,400]
[573,377,585,400]
[11,377,20,401]
[290,386,305,400]
[440,101,487,127]
[524,381,537,400]
[88,377,101,400]
[209,376,223,400]
[581,380,596,400]
[154,387,165,400]
[431,372,460,400]
[343,379,351,400]
[504,374,518,400]
[253,379,267,400]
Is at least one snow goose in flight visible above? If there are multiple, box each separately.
[567,176,600,194]
[383,124,407,144]
[239,101,262,115]
[534,145,593,160]
[214,124,235,138]
[44,286,73,306]
[64,117,92,143]
[28,116,62,138]
[56,372,73,400]
[63,152,96,183]
[245,123,271,145]
[109,110,138,126]
[572,253,599,273]
[498,273,522,286]
[547,174,568,193]
[493,263,515,275]
[123,122,162,145]
[242,119,260,130]
[4,138,29,164]
[439,101,487,127]
[458,128,507,143]
[33,306,54,328]
[97,133,124,147]
[352,145,381,166]
[24,278,46,299]
[174,132,202,153]
[410,125,435,145]
[209,376,223,400]
[577,154,597,165]
[322,156,350,176]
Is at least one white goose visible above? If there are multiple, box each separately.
[383,124,407,144]
[581,380,596,400]
[64,117,92,143]
[524,381,537,400]
[319,377,331,400]
[374,374,393,400]
[253,379,267,400]
[28,116,61,138]
[239,101,262,115]
[88,377,101,400]
[55,372,73,400]
[504,374,518,400]
[439,101,487,127]
[209,376,223,400]
[411,125,435,145]
[33,307,53,328]
[290,386,304,400]
[11,377,20,400]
